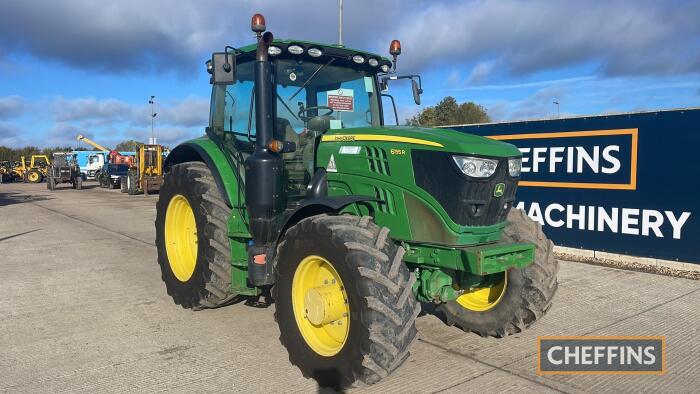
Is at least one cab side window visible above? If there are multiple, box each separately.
[209,60,256,148]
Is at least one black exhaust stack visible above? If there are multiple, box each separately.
[245,14,284,286]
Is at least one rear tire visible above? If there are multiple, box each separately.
[274,214,420,389]
[127,169,139,195]
[155,162,237,309]
[437,208,558,337]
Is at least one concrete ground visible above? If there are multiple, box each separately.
[0,182,697,394]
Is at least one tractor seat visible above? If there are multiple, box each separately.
[275,117,311,197]
[275,117,299,146]
[307,115,335,134]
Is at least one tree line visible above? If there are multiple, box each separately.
[0,139,145,162]
[407,96,490,126]
[0,146,79,162]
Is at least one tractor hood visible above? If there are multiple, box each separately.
[321,126,520,158]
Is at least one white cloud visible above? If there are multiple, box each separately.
[486,85,568,121]
[0,95,25,119]
[0,1,697,80]
[445,76,597,92]
[49,95,208,129]
[466,61,497,85]
[389,0,700,79]
[51,97,132,123]
[159,97,209,128]
[0,121,19,138]
[0,95,209,148]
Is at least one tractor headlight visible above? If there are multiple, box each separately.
[368,58,379,67]
[352,55,365,64]
[508,158,522,177]
[268,46,282,56]
[307,47,322,57]
[452,156,498,178]
[288,45,304,55]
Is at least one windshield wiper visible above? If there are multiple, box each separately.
[277,93,300,121]
[287,58,335,101]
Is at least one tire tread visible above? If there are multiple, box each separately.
[156,162,236,309]
[273,214,419,387]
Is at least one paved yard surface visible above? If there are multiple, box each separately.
[1,182,697,393]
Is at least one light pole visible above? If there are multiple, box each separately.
[553,101,560,119]
[149,96,157,144]
[338,0,343,46]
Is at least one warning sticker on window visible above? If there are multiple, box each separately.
[326,89,354,112]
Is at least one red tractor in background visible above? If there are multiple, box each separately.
[107,150,135,167]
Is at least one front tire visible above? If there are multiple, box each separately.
[274,214,420,389]
[75,176,82,190]
[27,170,42,183]
[155,162,237,309]
[438,208,558,337]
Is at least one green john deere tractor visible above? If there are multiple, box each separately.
[156,13,558,388]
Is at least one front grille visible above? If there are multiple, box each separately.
[412,150,518,226]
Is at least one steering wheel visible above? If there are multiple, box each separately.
[298,105,334,122]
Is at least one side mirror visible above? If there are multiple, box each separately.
[208,52,236,85]
[412,79,422,105]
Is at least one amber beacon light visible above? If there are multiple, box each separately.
[251,13,266,33]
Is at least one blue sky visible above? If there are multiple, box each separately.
[1,0,699,148]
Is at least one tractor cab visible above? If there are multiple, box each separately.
[208,40,394,202]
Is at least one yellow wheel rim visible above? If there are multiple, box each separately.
[164,194,198,282]
[292,255,350,357]
[28,172,38,182]
[456,272,507,312]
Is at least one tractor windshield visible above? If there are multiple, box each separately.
[274,58,381,133]
[209,55,382,200]
[210,58,381,145]
[53,154,69,166]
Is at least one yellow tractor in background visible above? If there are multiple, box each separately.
[121,144,164,195]
[15,155,50,183]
